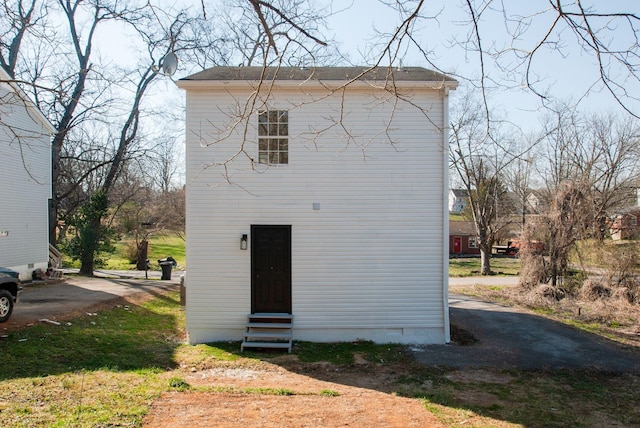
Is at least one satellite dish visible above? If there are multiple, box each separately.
[161,52,178,76]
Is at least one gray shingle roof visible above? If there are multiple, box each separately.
[181,66,456,83]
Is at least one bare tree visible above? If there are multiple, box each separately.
[537,107,640,239]
[449,93,523,275]
[216,0,337,66]
[506,142,536,231]
[521,107,640,287]
[0,0,45,78]
[520,179,593,288]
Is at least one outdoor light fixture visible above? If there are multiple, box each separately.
[240,234,248,250]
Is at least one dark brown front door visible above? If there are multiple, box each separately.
[251,225,292,314]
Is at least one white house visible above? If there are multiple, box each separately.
[0,68,54,280]
[177,66,457,347]
[449,188,469,214]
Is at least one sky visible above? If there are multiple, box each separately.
[93,0,639,132]
[325,0,640,133]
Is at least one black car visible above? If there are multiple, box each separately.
[0,267,21,322]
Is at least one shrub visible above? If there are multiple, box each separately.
[122,241,139,264]
[580,279,612,301]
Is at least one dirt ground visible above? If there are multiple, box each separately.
[142,355,446,428]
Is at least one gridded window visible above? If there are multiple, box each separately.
[258,110,288,164]
[468,237,478,248]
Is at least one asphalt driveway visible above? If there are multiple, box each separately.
[1,270,181,332]
[413,293,640,373]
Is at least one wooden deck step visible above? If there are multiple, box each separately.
[250,313,293,320]
[244,331,292,339]
[245,322,293,329]
[241,313,293,353]
[241,341,292,351]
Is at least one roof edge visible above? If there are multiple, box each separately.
[178,65,457,86]
[0,67,56,135]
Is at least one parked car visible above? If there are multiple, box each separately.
[0,267,21,322]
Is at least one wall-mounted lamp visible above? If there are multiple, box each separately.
[240,234,248,250]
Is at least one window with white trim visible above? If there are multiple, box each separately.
[468,236,478,248]
[258,110,288,165]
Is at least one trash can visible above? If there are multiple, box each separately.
[158,256,176,280]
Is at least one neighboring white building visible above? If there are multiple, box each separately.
[0,68,54,279]
[177,66,457,345]
[449,188,469,214]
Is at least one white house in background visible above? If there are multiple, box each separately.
[0,68,54,280]
[177,66,457,346]
[449,188,469,214]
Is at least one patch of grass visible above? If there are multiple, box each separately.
[0,292,182,427]
[407,369,640,427]
[1,294,181,380]
[173,342,241,369]
[143,233,186,268]
[449,257,520,277]
[293,340,407,365]
[320,389,340,396]
[245,387,295,395]
[168,377,191,391]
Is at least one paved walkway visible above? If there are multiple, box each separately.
[413,293,640,373]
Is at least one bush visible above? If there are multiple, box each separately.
[611,287,637,304]
[519,251,548,288]
[535,284,566,301]
[580,279,612,301]
[122,241,139,264]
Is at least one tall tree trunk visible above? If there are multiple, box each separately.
[79,216,101,276]
[479,243,492,275]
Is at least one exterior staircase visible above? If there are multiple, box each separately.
[48,244,64,278]
[241,313,293,353]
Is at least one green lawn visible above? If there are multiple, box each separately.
[449,256,520,277]
[63,233,186,271]
[107,233,186,270]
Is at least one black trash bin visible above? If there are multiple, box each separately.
[158,257,176,280]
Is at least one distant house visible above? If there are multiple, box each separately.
[449,221,480,256]
[177,66,457,346]
[609,208,640,240]
[0,68,54,279]
[449,189,469,214]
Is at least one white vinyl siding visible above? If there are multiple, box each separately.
[183,82,449,344]
[0,78,52,279]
